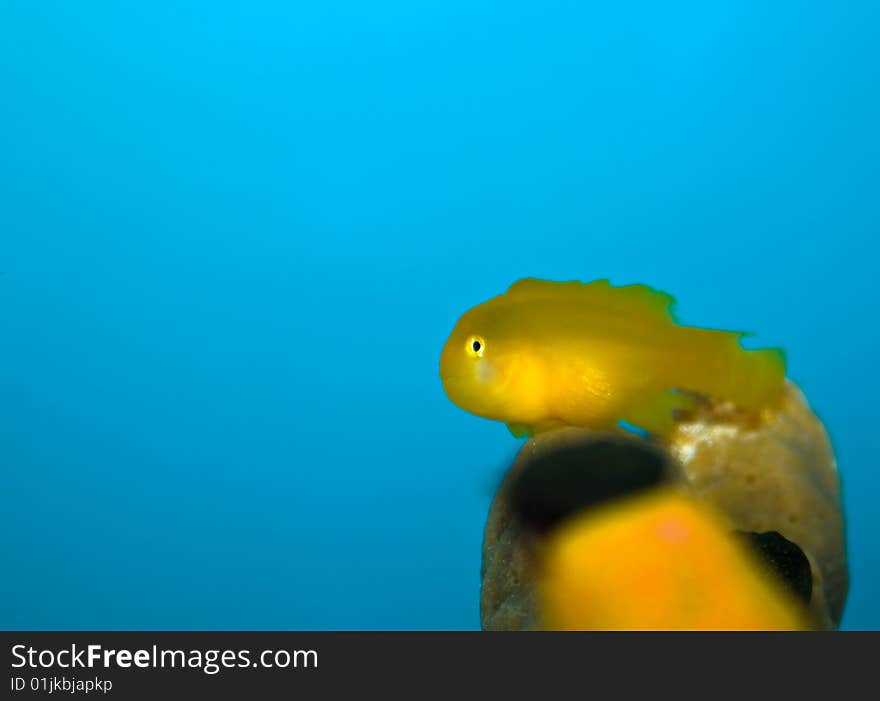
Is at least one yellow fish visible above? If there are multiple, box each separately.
[439,278,785,437]
[538,490,809,630]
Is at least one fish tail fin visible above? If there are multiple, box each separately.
[720,341,787,411]
[681,330,787,411]
[743,345,787,406]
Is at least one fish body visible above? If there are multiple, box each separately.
[439,278,785,436]
[538,490,809,630]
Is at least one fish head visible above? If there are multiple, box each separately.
[439,297,546,425]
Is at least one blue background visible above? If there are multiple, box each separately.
[1,2,877,630]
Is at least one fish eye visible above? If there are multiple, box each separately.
[466,335,485,358]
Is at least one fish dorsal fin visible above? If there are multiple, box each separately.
[505,278,676,322]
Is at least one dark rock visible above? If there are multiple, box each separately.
[737,530,813,605]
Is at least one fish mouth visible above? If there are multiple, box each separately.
[439,373,461,392]
[439,374,471,408]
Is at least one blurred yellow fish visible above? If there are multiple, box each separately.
[538,490,809,630]
[439,278,785,437]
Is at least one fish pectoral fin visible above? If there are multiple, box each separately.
[620,390,698,437]
[506,422,533,439]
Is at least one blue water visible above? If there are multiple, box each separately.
[1,2,877,630]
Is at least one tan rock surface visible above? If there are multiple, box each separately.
[480,382,847,630]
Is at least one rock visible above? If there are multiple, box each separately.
[479,382,847,630]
